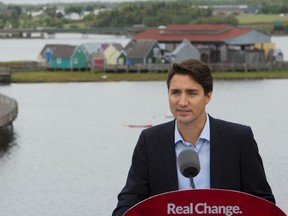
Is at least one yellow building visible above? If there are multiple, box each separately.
[103,43,124,65]
[253,42,275,56]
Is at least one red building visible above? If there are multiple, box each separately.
[133,24,270,63]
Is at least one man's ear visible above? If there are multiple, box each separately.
[205,91,212,105]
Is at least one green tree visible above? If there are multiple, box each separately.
[83,13,97,28]
[261,0,288,13]
[45,6,56,18]
[9,18,20,28]
[0,13,7,28]
[7,5,22,17]
[19,13,33,28]
[65,5,83,16]
[94,1,213,27]
[84,5,95,12]
[56,12,64,19]
[0,18,5,29]
[195,15,238,26]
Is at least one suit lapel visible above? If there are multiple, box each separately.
[209,116,225,188]
[161,120,179,191]
[161,117,226,190]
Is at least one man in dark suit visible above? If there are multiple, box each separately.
[112,59,275,216]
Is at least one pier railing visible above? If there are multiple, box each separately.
[0,94,18,129]
[99,61,288,73]
[209,61,288,72]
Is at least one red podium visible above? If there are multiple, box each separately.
[124,189,286,216]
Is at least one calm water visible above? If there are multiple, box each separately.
[0,34,287,61]
[0,33,131,62]
[0,80,287,215]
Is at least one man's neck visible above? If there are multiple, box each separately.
[177,114,207,145]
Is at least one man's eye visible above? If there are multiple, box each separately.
[188,91,197,95]
[170,91,179,95]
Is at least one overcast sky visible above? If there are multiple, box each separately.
[0,0,139,4]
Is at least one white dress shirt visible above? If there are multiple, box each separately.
[175,113,211,189]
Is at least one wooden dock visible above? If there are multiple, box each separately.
[209,61,288,72]
[99,64,170,73]
[0,94,18,130]
[97,61,288,73]
[0,67,11,83]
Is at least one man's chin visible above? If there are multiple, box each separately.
[176,117,192,124]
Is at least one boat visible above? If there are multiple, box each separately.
[128,124,152,128]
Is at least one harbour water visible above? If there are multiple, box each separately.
[0,80,287,215]
[0,33,287,62]
[0,33,131,62]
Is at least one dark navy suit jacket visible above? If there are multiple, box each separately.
[112,115,275,216]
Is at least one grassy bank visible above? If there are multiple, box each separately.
[237,14,288,25]
[11,71,168,83]
[236,13,288,34]
[10,71,288,83]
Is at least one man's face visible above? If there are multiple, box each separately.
[168,74,212,126]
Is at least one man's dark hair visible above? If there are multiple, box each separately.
[166,59,213,95]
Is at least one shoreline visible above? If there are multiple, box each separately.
[9,71,288,83]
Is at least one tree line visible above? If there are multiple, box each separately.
[0,0,287,29]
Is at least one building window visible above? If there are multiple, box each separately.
[153,47,160,57]
[73,58,78,64]
[56,58,62,64]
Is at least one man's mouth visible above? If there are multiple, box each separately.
[177,109,190,114]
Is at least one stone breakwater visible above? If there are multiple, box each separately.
[0,93,18,129]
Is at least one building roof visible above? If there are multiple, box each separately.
[125,39,158,58]
[166,24,232,32]
[51,45,76,58]
[39,44,77,58]
[39,44,61,57]
[81,42,108,54]
[172,39,199,55]
[133,24,270,45]
[111,43,124,52]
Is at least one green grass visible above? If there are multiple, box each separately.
[11,71,170,83]
[63,21,86,29]
[212,71,288,79]
[11,71,288,83]
[236,14,288,25]
[235,14,288,33]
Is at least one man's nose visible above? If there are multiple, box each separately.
[178,93,188,106]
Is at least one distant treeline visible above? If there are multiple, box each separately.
[93,2,230,28]
[0,0,287,29]
[89,0,288,28]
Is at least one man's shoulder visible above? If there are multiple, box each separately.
[136,120,175,146]
[142,120,175,134]
[209,115,251,131]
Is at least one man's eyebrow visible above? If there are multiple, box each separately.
[169,88,199,92]
[169,88,179,91]
[186,89,198,92]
